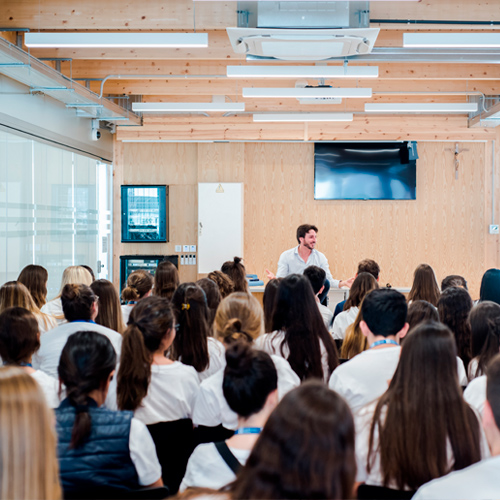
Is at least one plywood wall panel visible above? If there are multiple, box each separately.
[197,143,244,183]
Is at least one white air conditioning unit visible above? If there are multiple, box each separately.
[227,27,380,61]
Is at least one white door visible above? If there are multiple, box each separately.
[198,183,243,274]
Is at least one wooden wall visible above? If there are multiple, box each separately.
[114,140,500,299]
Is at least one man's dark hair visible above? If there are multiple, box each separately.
[441,274,468,292]
[361,288,407,338]
[486,354,500,430]
[296,224,318,244]
[357,259,380,280]
[303,266,326,295]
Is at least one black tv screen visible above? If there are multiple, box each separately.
[314,142,417,200]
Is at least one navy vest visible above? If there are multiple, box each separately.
[56,398,140,493]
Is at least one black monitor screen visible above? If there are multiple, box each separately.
[314,142,417,200]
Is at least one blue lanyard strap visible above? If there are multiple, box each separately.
[370,339,399,349]
[234,427,262,435]
[3,362,32,367]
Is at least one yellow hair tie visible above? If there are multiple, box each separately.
[182,303,190,311]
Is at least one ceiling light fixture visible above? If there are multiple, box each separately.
[403,33,500,48]
[364,103,478,113]
[227,65,378,79]
[243,87,372,98]
[132,102,245,113]
[24,33,208,48]
[253,113,353,122]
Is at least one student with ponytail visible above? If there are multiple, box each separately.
[56,331,162,496]
[192,292,299,433]
[221,257,248,293]
[121,270,153,325]
[180,342,278,491]
[171,283,225,381]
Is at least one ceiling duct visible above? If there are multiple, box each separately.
[228,1,378,60]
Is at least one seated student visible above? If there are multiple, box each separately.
[329,288,409,413]
[221,257,248,293]
[180,342,278,491]
[34,284,122,378]
[407,263,441,306]
[303,265,334,329]
[192,292,300,433]
[469,301,500,381]
[262,278,282,334]
[0,307,60,408]
[414,354,500,500]
[121,270,153,325]
[225,381,356,500]
[41,266,93,325]
[56,331,162,496]
[406,299,438,331]
[333,259,380,320]
[153,260,180,301]
[170,283,225,381]
[17,263,50,309]
[255,274,338,382]
[91,279,125,334]
[355,321,487,493]
[0,366,61,500]
[0,281,57,334]
[441,274,468,292]
[479,268,500,305]
[332,272,379,340]
[207,270,234,299]
[196,278,221,330]
[117,295,199,424]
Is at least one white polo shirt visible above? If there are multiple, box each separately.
[464,375,487,416]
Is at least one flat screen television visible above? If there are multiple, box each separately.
[314,142,417,200]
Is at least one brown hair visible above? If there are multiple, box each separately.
[171,283,210,373]
[196,278,221,329]
[61,284,97,322]
[263,278,282,333]
[153,261,179,301]
[117,296,175,411]
[407,300,439,331]
[0,307,40,365]
[357,259,380,280]
[121,270,153,302]
[17,264,49,308]
[0,366,61,500]
[207,270,234,298]
[221,257,248,293]
[214,292,264,345]
[367,321,482,490]
[438,286,473,368]
[230,381,356,499]
[407,264,441,306]
[441,274,468,292]
[296,224,318,243]
[90,280,125,334]
[0,281,54,331]
[340,307,368,359]
[344,272,379,310]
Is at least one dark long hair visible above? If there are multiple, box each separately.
[344,272,379,310]
[263,278,282,333]
[196,278,221,329]
[117,296,174,411]
[271,274,338,380]
[171,283,210,372]
[58,331,117,449]
[91,279,125,334]
[229,381,356,499]
[438,286,473,368]
[470,301,500,379]
[154,260,179,301]
[407,264,441,306]
[17,264,49,308]
[479,269,500,304]
[0,307,40,364]
[367,321,482,490]
[221,257,248,293]
[407,300,439,331]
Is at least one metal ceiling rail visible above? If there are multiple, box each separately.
[0,37,141,125]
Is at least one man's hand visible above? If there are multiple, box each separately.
[265,269,276,280]
[339,276,355,288]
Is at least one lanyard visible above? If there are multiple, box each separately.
[370,339,399,349]
[234,427,262,435]
[72,320,96,324]
[3,362,32,367]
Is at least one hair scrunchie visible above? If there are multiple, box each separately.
[182,303,190,311]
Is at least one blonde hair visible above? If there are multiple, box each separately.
[121,270,153,302]
[56,266,93,298]
[0,281,53,331]
[340,306,368,360]
[0,366,61,499]
[214,292,264,344]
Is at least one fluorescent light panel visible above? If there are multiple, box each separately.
[404,33,500,48]
[365,103,478,113]
[132,102,245,113]
[25,32,208,48]
[243,87,372,98]
[253,113,353,122]
[227,65,378,79]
